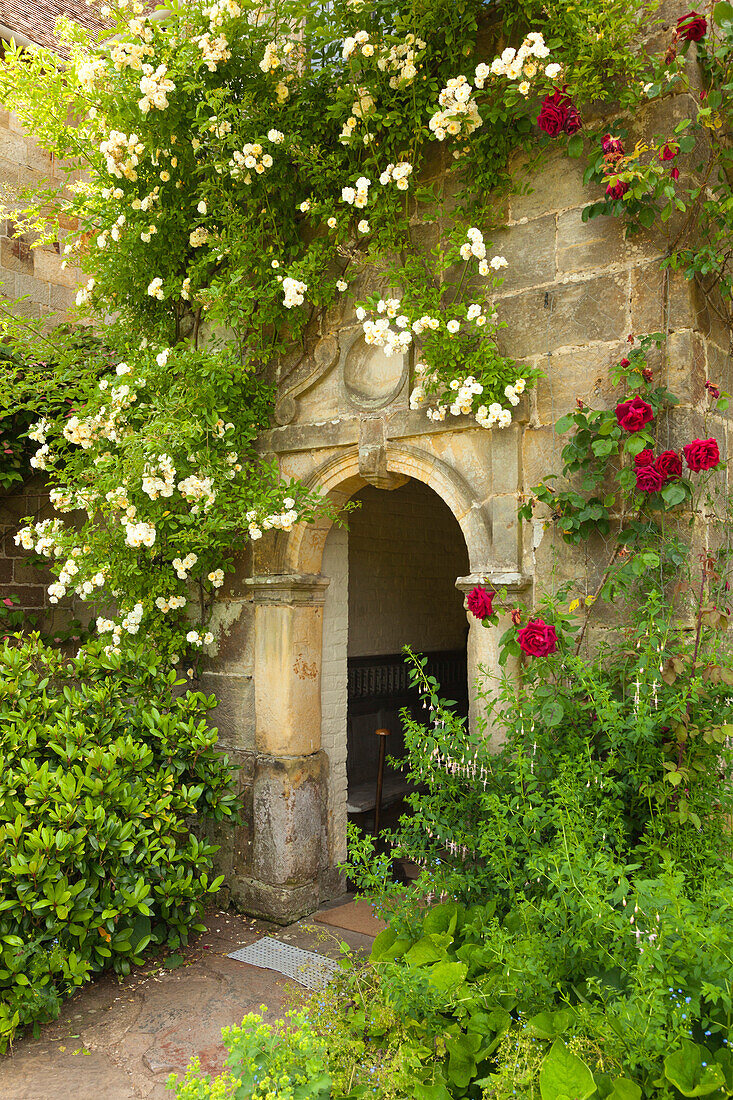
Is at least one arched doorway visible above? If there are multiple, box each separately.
[320,478,470,870]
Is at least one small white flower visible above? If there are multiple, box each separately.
[447,319,460,334]
[358,219,369,233]
[336,279,347,291]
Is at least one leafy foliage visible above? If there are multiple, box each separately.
[0,634,238,1048]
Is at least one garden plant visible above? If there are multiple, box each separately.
[0,0,732,1084]
[168,346,733,1098]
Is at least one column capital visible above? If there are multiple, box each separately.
[246,573,330,606]
[455,571,532,598]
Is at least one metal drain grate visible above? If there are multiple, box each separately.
[227,936,339,990]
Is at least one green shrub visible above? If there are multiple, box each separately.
[0,634,238,1049]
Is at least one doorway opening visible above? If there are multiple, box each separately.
[320,477,470,875]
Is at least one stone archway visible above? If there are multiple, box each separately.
[242,441,529,921]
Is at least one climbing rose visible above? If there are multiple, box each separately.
[705,380,721,398]
[655,450,683,481]
[661,142,679,161]
[616,396,654,432]
[518,619,558,658]
[619,358,630,368]
[606,179,629,200]
[677,10,707,40]
[635,448,654,468]
[537,88,581,137]
[602,134,624,156]
[636,465,665,493]
[467,586,495,620]
[671,166,680,181]
[684,438,720,471]
[642,368,654,382]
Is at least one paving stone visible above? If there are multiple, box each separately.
[2,908,373,1100]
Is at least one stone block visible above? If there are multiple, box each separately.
[662,329,706,405]
[489,425,521,494]
[490,493,521,569]
[253,597,325,757]
[205,597,254,676]
[12,558,44,584]
[534,342,625,425]
[0,559,13,584]
[487,215,556,293]
[705,339,733,396]
[1,237,33,275]
[497,273,629,360]
[0,269,17,298]
[251,751,327,889]
[23,141,54,174]
[34,248,76,287]
[12,585,46,608]
[522,425,564,489]
[630,263,698,336]
[509,150,602,221]
[197,671,255,751]
[16,272,50,306]
[0,129,26,164]
[556,206,642,274]
[49,284,75,313]
[228,875,321,924]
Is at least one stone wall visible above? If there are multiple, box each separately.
[200,77,731,921]
[0,107,81,323]
[0,475,71,637]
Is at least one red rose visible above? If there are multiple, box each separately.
[635,448,655,468]
[671,166,680,181]
[683,437,720,471]
[642,368,654,382]
[602,134,625,156]
[620,357,630,368]
[467,586,495,621]
[606,179,629,200]
[563,105,583,135]
[705,380,721,398]
[537,88,582,137]
[661,142,679,161]
[537,92,567,137]
[616,396,654,432]
[636,465,665,493]
[655,450,683,481]
[677,10,707,41]
[517,619,558,658]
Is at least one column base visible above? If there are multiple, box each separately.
[228,876,322,925]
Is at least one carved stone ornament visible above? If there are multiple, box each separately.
[274,334,340,425]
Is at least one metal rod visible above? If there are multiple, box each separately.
[372,730,387,831]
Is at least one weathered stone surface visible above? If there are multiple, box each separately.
[533,343,625,426]
[488,215,556,293]
[556,206,642,274]
[252,751,328,889]
[508,151,601,221]
[662,329,706,405]
[197,671,255,751]
[497,273,629,360]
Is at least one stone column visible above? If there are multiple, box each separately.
[456,571,532,744]
[232,573,330,923]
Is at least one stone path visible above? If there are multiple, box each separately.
[0,908,375,1100]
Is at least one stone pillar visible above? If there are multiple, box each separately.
[231,573,330,923]
[456,571,531,744]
